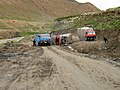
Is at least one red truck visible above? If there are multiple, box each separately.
[77,27,96,41]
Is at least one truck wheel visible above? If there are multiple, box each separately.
[93,37,96,41]
[49,42,52,46]
[84,38,87,41]
[38,42,41,46]
[86,37,89,41]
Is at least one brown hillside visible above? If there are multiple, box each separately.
[0,0,100,38]
[0,0,100,20]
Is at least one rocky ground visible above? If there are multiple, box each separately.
[0,42,56,90]
[0,38,120,90]
[52,28,120,63]
[60,36,120,67]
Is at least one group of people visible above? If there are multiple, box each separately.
[32,35,40,46]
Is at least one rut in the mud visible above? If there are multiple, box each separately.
[0,44,56,90]
[0,41,120,90]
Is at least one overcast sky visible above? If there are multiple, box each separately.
[75,0,120,10]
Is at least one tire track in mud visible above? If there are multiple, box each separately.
[40,46,104,90]
[47,46,120,90]
[0,47,57,90]
[1,45,120,90]
[0,49,40,90]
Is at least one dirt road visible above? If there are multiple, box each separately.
[0,45,120,90]
[0,37,24,44]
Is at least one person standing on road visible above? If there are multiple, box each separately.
[33,38,36,46]
[58,35,60,45]
[36,35,40,46]
[103,36,108,49]
[55,35,58,45]
[103,36,108,43]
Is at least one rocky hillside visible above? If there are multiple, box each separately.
[0,0,100,21]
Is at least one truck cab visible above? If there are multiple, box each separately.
[35,34,52,46]
[85,29,96,41]
[77,27,96,41]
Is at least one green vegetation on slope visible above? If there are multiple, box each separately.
[19,31,40,36]
[73,14,120,30]
[18,25,40,31]
[54,7,120,31]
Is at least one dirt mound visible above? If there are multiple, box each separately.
[71,41,103,53]
[53,28,120,62]
[0,30,20,39]
[96,29,120,48]
[0,42,34,60]
[52,28,77,36]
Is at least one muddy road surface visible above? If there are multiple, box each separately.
[0,37,24,44]
[0,45,120,90]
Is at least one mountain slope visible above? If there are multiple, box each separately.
[0,0,100,38]
[0,0,100,21]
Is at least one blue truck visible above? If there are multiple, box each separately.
[35,34,52,46]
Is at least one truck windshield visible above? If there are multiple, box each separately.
[88,32,95,34]
[40,34,50,38]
